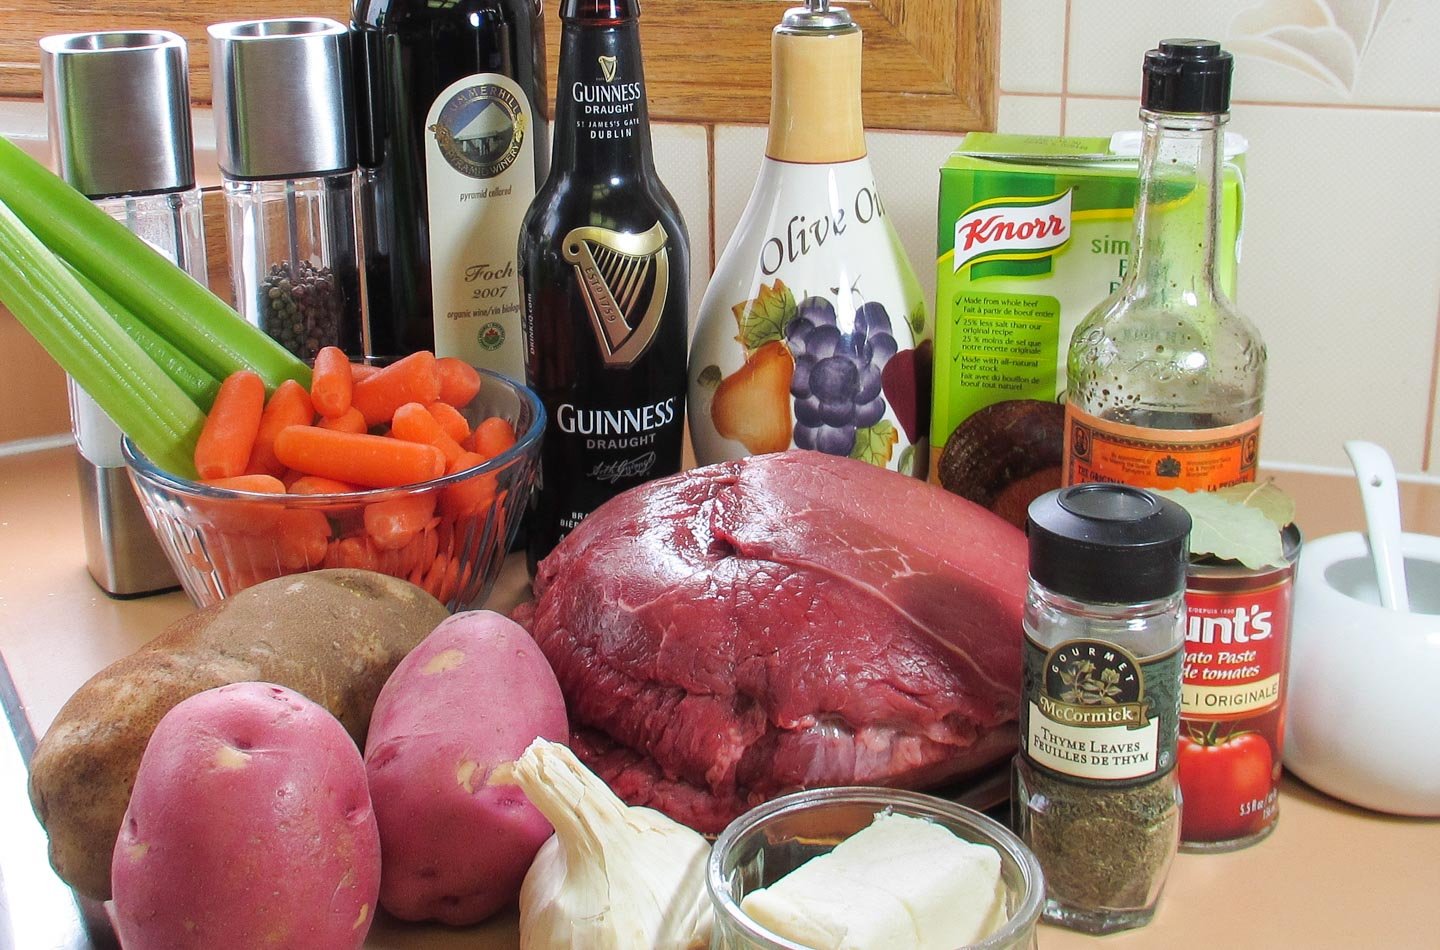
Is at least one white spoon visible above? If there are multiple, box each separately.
[1343,440,1409,612]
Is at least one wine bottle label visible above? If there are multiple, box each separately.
[424,72,538,378]
[1063,403,1261,491]
[1021,636,1182,785]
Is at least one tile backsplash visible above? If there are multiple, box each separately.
[3,0,1438,477]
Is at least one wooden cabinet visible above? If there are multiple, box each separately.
[0,0,995,132]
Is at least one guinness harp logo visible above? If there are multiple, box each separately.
[598,55,619,82]
[562,223,670,368]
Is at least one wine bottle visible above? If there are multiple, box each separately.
[351,0,547,371]
[518,0,689,569]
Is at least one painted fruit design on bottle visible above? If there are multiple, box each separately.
[694,279,929,473]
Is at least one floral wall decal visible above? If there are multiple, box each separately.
[1228,0,1395,94]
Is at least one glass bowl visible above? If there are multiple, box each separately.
[123,368,544,611]
[707,787,1045,950]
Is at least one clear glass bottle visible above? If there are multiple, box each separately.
[1064,40,1264,492]
[687,0,930,477]
[40,29,206,596]
[517,0,689,570]
[1014,484,1191,934]
[210,18,363,361]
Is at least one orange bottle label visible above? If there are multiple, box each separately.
[1063,404,1261,491]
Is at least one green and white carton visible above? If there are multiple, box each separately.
[931,131,1245,479]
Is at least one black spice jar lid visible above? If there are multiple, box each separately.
[1027,484,1192,604]
[1142,38,1233,115]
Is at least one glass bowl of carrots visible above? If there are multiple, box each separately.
[121,350,544,610]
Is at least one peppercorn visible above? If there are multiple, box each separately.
[259,260,345,361]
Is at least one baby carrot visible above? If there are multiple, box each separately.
[394,522,441,579]
[200,473,286,493]
[364,493,437,551]
[350,362,381,383]
[273,426,446,488]
[419,551,457,603]
[276,508,331,572]
[290,475,356,495]
[440,450,497,517]
[352,350,441,426]
[310,346,354,419]
[436,357,481,408]
[426,400,471,444]
[194,370,265,480]
[469,415,517,459]
[194,472,285,535]
[317,406,368,435]
[246,379,314,477]
[325,536,379,572]
[391,402,464,463]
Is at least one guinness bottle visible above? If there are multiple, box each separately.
[519,0,689,568]
[351,0,546,371]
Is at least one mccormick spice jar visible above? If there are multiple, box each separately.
[1014,483,1191,934]
[1178,524,1301,851]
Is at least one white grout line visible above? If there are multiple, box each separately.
[0,434,73,459]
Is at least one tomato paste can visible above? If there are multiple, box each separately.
[1178,524,1301,851]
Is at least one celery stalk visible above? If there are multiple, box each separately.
[0,136,309,391]
[0,198,203,478]
[67,265,221,409]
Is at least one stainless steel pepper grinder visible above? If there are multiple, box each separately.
[209,17,363,361]
[40,29,209,596]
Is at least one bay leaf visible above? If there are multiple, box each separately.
[1213,479,1296,529]
[1154,488,1286,569]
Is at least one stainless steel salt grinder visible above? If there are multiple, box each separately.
[40,29,207,597]
[209,18,363,360]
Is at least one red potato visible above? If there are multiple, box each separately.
[364,610,568,925]
[111,683,380,950]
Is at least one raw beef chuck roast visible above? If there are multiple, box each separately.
[516,450,1028,832]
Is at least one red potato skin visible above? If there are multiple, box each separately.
[111,683,381,950]
[364,610,568,925]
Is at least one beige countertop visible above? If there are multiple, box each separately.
[2,446,1437,949]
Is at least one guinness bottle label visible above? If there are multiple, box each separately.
[561,222,670,368]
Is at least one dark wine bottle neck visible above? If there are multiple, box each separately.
[551,18,656,177]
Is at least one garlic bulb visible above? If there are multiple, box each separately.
[500,738,713,950]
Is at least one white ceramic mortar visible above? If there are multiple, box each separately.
[1285,531,1440,816]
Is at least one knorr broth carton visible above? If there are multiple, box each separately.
[931,132,1245,513]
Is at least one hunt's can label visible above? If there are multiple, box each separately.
[1178,524,1301,851]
